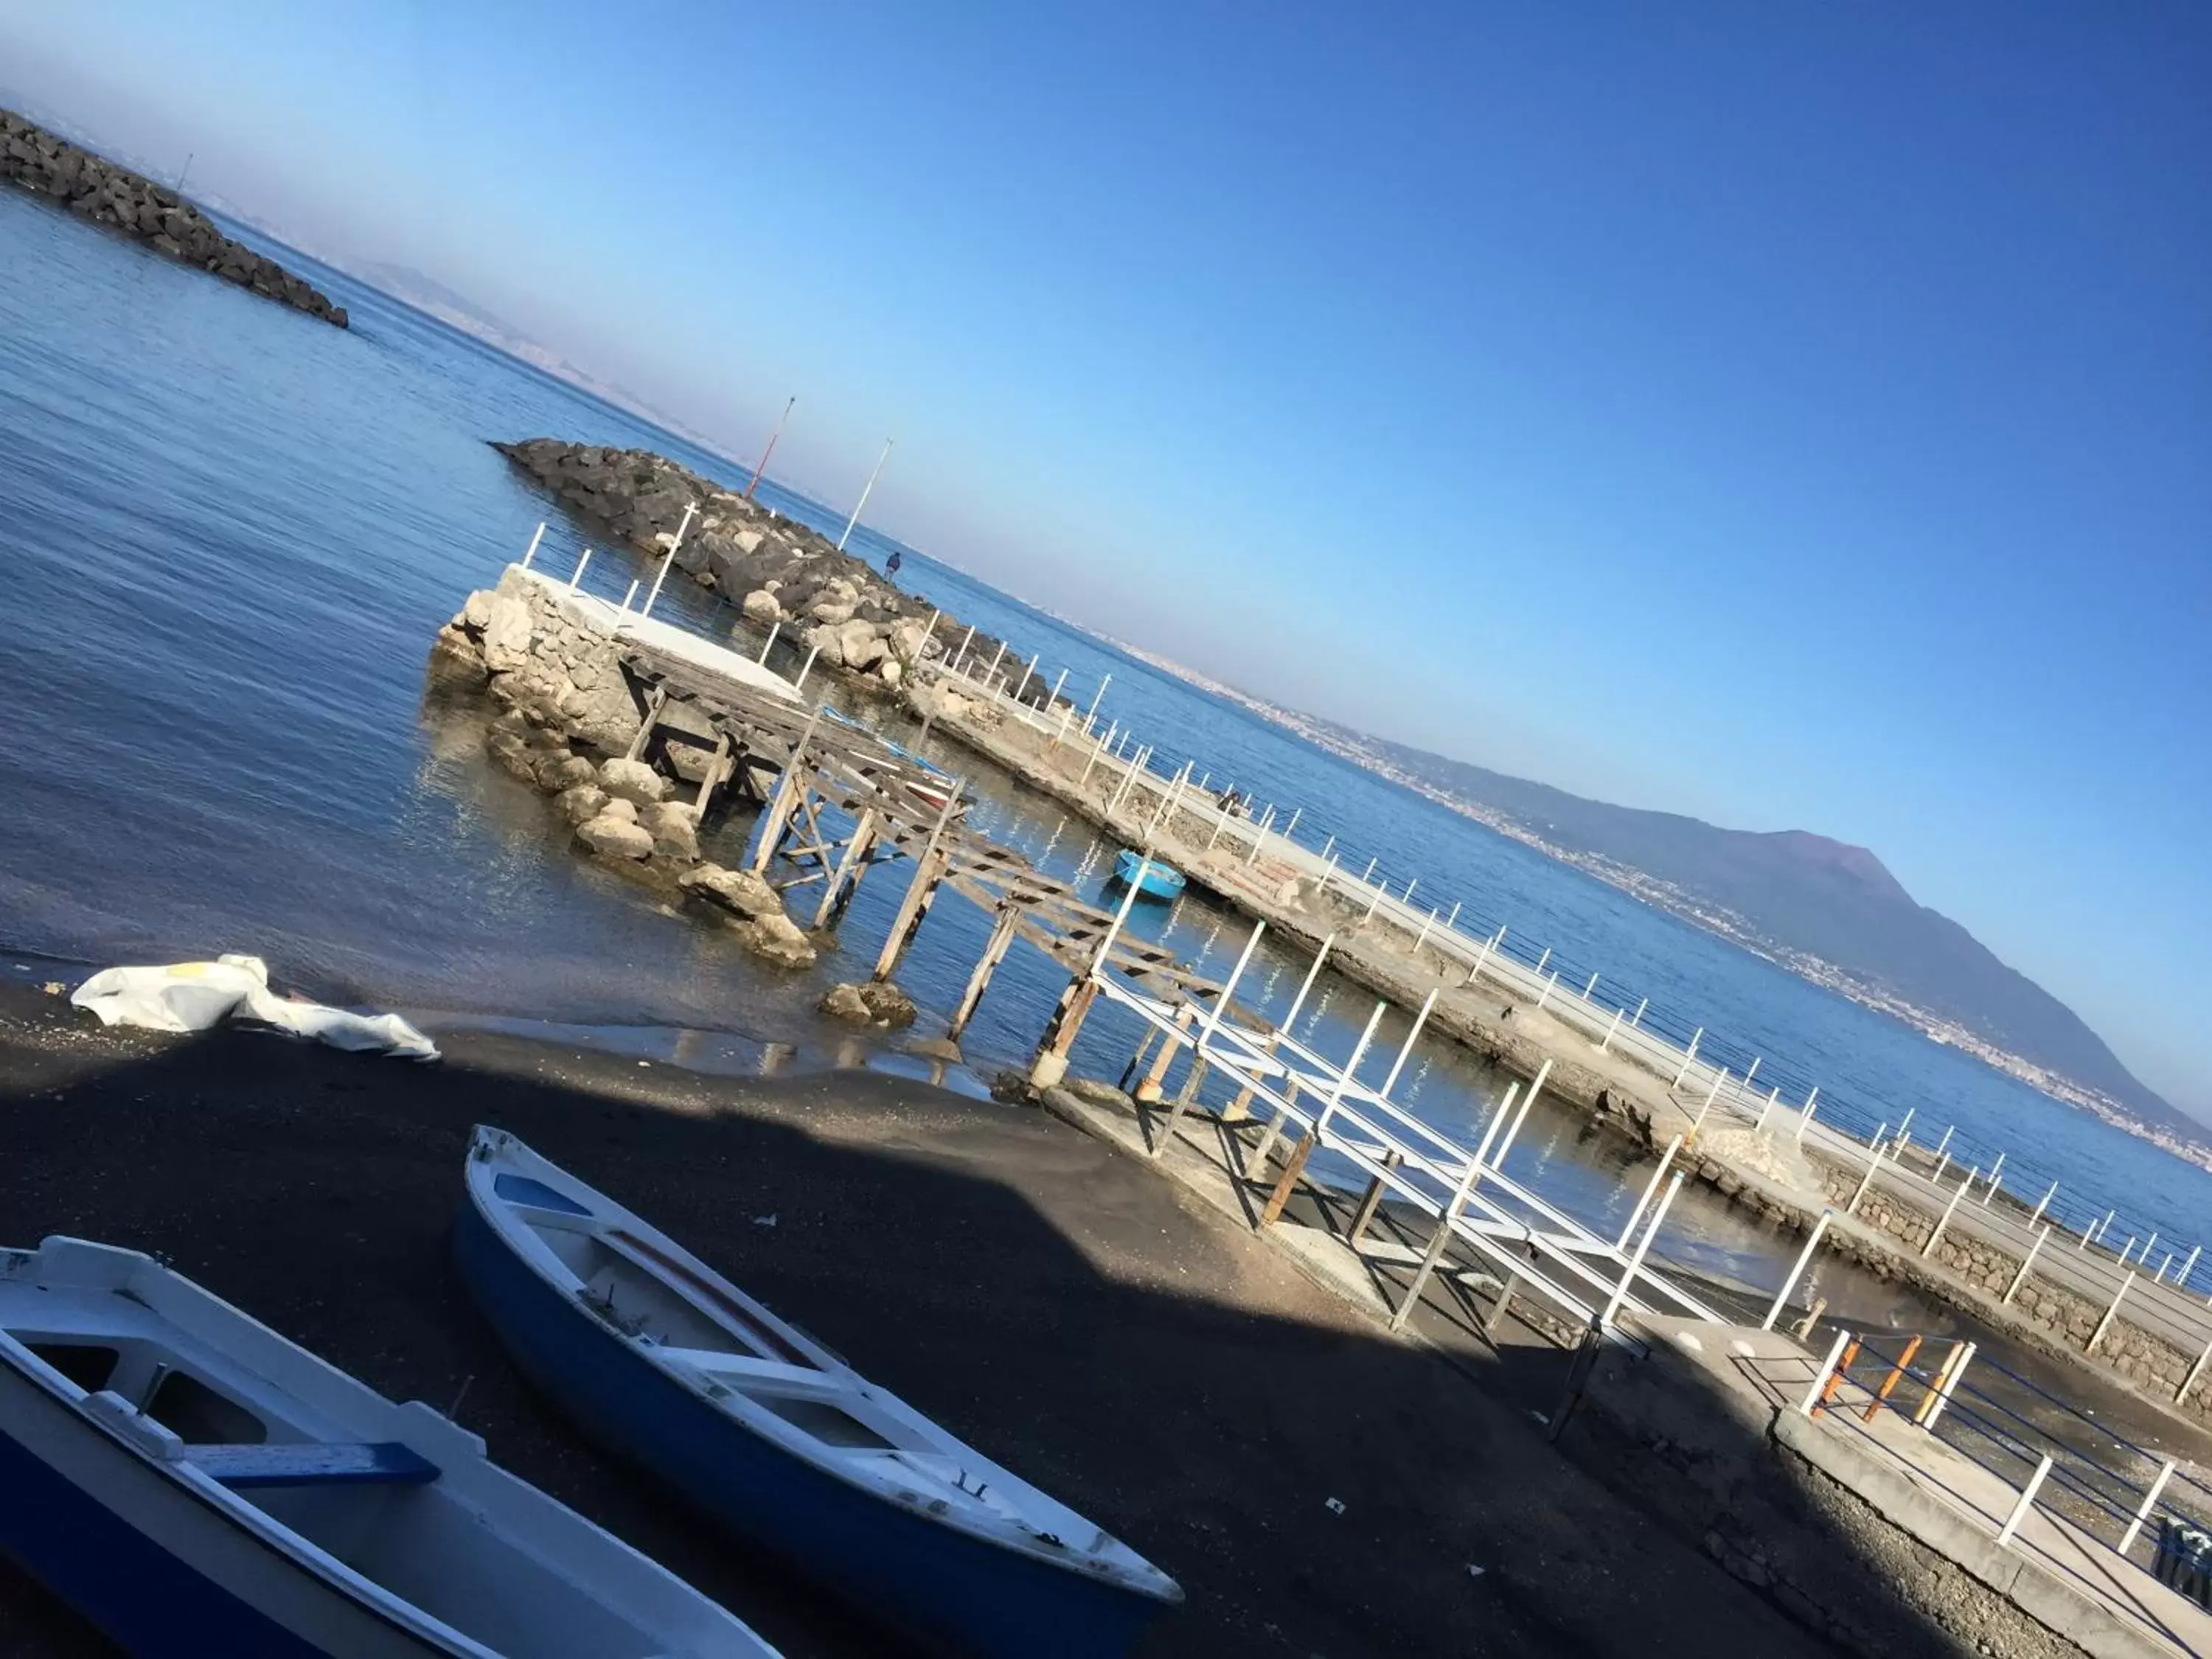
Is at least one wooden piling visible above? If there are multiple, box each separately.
[1258,1131,1316,1230]
[948,899,1023,1038]
[871,793,961,981]
[1346,1150,1402,1247]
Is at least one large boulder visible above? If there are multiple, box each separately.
[576,812,655,860]
[818,981,918,1028]
[557,783,608,825]
[678,863,785,920]
[838,621,887,671]
[481,594,533,673]
[737,911,817,968]
[597,757,667,805]
[804,625,844,669]
[810,601,857,627]
[639,801,700,862]
[742,588,782,625]
[888,619,928,662]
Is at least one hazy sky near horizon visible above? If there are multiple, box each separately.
[4,4,2208,1113]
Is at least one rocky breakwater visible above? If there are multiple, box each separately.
[493,438,1048,706]
[1,108,348,327]
[428,566,818,970]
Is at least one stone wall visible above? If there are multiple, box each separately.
[1812,1162,2212,1427]
[1,108,347,326]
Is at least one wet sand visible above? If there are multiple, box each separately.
[0,981,1834,1658]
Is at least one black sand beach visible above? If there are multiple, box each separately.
[0,981,1829,1657]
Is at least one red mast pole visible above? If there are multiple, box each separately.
[743,396,795,500]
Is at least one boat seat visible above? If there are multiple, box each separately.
[188,1441,441,1489]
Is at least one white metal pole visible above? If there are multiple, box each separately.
[2030,1181,2057,1226]
[794,644,821,689]
[1996,1455,2054,1549]
[1596,1007,1625,1054]
[640,502,698,619]
[1378,990,1439,1099]
[1467,926,1504,987]
[1194,923,1266,1056]
[616,578,639,617]
[1669,1029,1704,1091]
[1464,1082,1522,1188]
[1922,1169,1978,1258]
[1924,1341,1975,1428]
[1282,934,1336,1032]
[1801,1329,1853,1416]
[1980,1150,2006,1203]
[1795,1086,1820,1149]
[2003,1226,2051,1304]
[1085,673,1112,723]
[521,521,545,568]
[2178,1334,2212,1407]
[567,548,593,592]
[757,620,781,664]
[2120,1462,2178,1556]
[1487,1059,1551,1176]
[1601,1174,1683,1326]
[836,437,894,552]
[1616,1135,1684,1250]
[2180,1244,2202,1289]
[2086,1271,2135,1355]
[1846,1132,1888,1215]
[1088,849,1150,985]
[1688,1069,1727,1141]
[1313,1003,1388,1141]
[1762,1210,1835,1331]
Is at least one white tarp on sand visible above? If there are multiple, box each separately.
[69,954,439,1060]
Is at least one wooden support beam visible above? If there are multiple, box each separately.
[1150,1056,1211,1158]
[948,901,1022,1038]
[1347,1150,1402,1247]
[812,807,881,928]
[1132,1008,1192,1105]
[1029,978,1099,1091]
[690,733,734,824]
[872,797,961,981]
[623,686,671,763]
[1258,1131,1316,1230]
[1390,1203,1469,1332]
[747,712,821,874]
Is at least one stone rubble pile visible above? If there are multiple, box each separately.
[493,438,1047,706]
[1,108,348,327]
[430,567,823,971]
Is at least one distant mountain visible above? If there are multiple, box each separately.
[1341,731,2196,1138]
[1095,629,2202,1153]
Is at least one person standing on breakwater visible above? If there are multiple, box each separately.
[886,550,902,575]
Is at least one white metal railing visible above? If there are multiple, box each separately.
[910,640,2212,1360]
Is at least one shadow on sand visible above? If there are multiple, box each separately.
[0,1000,1992,1658]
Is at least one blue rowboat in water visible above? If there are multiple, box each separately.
[1113,849,1185,899]
[0,1236,774,1658]
[456,1127,1182,1659]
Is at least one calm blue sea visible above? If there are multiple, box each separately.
[2,184,2206,1296]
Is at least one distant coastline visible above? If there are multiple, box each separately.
[1101,632,2212,1176]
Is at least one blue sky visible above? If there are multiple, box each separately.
[4,3,2208,1114]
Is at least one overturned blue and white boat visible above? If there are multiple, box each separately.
[457,1127,1182,1659]
[0,1235,775,1658]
